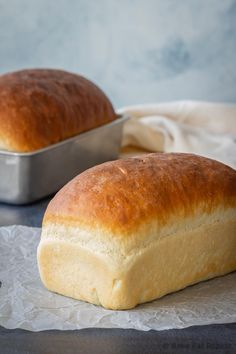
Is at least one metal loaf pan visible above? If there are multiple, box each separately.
[0,115,128,205]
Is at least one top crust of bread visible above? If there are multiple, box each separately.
[0,69,116,152]
[43,153,236,238]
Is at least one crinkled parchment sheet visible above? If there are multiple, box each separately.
[0,225,235,331]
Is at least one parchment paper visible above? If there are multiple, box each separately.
[0,225,235,331]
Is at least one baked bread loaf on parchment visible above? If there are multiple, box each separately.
[37,153,236,309]
[0,69,116,152]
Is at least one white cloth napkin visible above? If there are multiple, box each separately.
[118,101,236,169]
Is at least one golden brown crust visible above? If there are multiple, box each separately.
[0,69,116,152]
[44,153,236,235]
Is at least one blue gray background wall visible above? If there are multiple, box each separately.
[0,0,236,108]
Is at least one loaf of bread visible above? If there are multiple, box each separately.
[0,69,116,152]
[37,153,236,309]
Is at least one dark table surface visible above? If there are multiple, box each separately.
[0,199,235,354]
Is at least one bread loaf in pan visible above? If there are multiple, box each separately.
[0,69,116,152]
[37,153,236,309]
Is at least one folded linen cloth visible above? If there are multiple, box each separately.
[118,101,236,169]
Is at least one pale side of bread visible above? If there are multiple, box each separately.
[0,69,116,152]
[37,153,236,309]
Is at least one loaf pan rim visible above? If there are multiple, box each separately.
[0,114,129,157]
